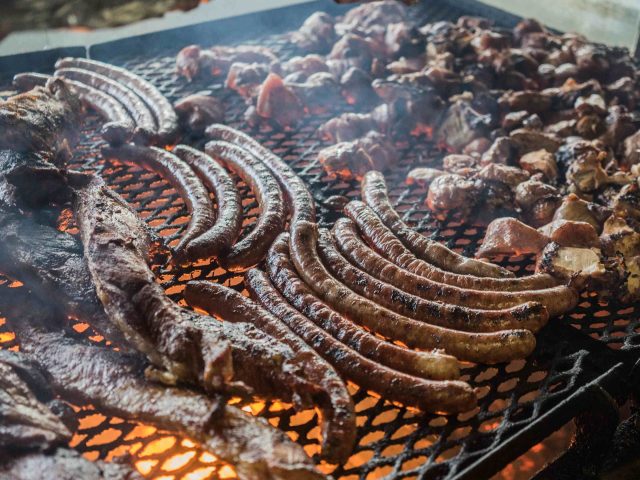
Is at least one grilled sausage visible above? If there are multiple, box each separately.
[184,280,356,464]
[102,144,215,260]
[56,57,179,143]
[205,140,285,270]
[55,67,156,143]
[289,221,537,363]
[317,227,549,332]
[361,170,513,278]
[345,201,560,291]
[172,145,242,260]
[266,233,460,380]
[13,72,134,145]
[245,268,477,413]
[333,218,578,317]
[205,124,316,224]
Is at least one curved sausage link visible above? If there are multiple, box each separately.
[173,145,242,260]
[317,227,549,332]
[56,57,179,143]
[345,200,560,291]
[13,72,135,145]
[184,280,356,464]
[361,170,513,278]
[333,218,578,317]
[289,221,537,364]
[102,144,215,260]
[245,267,477,413]
[266,233,460,380]
[55,67,157,143]
[205,140,285,271]
[205,124,316,224]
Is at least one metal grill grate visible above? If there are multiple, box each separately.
[0,1,637,479]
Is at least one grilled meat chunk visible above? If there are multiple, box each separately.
[225,62,271,100]
[477,217,550,258]
[292,12,336,53]
[427,173,481,214]
[0,79,81,161]
[174,93,225,136]
[515,178,561,227]
[0,348,141,479]
[0,295,322,480]
[0,207,126,347]
[318,131,397,180]
[255,73,304,127]
[0,350,70,451]
[176,44,277,81]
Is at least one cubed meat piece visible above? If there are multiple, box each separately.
[476,217,550,258]
[225,62,270,99]
[426,174,481,213]
[538,220,599,248]
[406,167,445,187]
[255,73,304,127]
[519,149,559,181]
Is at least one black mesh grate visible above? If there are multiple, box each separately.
[0,1,636,479]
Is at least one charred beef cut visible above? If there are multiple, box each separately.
[0,79,82,161]
[0,348,142,480]
[0,294,322,480]
[0,208,127,347]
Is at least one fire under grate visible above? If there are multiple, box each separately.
[0,1,638,479]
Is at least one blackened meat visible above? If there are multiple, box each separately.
[0,79,81,161]
[0,294,322,480]
[174,93,225,136]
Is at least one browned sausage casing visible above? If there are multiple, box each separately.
[56,57,179,143]
[172,145,242,260]
[205,124,316,224]
[205,140,285,270]
[266,233,460,380]
[317,227,549,332]
[184,280,356,464]
[289,221,537,363]
[333,218,579,317]
[55,67,156,143]
[361,170,513,278]
[346,200,564,292]
[102,144,215,260]
[245,268,477,413]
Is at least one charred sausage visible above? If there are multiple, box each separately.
[245,268,477,413]
[56,57,179,143]
[205,140,285,270]
[266,233,460,380]
[172,145,242,260]
[289,221,537,363]
[184,280,356,464]
[205,124,316,224]
[361,170,513,278]
[333,218,578,317]
[317,227,549,332]
[345,200,560,291]
[102,144,215,260]
[54,67,156,143]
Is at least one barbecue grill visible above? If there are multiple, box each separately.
[1,1,639,479]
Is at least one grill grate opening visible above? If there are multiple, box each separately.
[0,1,637,479]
